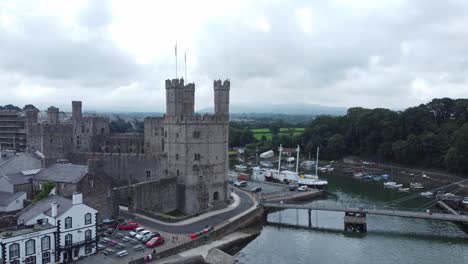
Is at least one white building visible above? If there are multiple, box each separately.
[0,191,26,212]
[0,193,98,264]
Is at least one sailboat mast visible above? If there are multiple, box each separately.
[296,145,300,173]
[278,144,283,172]
[315,147,319,176]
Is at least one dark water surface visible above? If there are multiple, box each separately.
[238,172,468,264]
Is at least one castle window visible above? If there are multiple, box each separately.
[130,148,133,153]
[50,138,53,143]
[193,131,200,138]
[145,170,151,178]
[213,191,219,201]
[81,125,85,133]
[194,154,201,161]
[165,169,168,175]
[164,131,167,138]
[161,139,165,151]
[176,133,179,138]
[177,170,180,176]
[86,128,90,133]
[130,141,133,146]
[176,154,179,160]
[155,130,158,136]
[161,128,164,134]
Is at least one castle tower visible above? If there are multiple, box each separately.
[163,78,230,215]
[165,79,185,116]
[72,101,82,120]
[183,83,195,115]
[47,106,59,124]
[214,79,230,116]
[25,108,39,127]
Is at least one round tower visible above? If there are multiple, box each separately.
[47,106,59,124]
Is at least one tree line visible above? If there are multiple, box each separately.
[301,98,468,174]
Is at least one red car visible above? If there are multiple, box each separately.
[118,221,139,230]
[146,236,165,248]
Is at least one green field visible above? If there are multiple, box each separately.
[251,128,304,140]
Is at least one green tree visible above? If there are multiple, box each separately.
[33,182,56,203]
[326,134,345,159]
[445,123,468,173]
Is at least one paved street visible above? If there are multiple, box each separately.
[120,188,255,234]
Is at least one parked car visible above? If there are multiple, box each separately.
[250,187,262,193]
[135,230,151,240]
[146,236,165,248]
[102,218,117,228]
[228,179,235,184]
[234,181,248,187]
[298,185,308,192]
[289,183,298,191]
[129,227,145,237]
[118,221,139,230]
[141,232,161,243]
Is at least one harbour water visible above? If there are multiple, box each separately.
[238,172,468,264]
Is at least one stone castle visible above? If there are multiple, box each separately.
[25,78,230,215]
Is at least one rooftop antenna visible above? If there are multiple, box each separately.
[175,42,178,79]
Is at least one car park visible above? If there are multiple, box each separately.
[234,181,248,187]
[117,250,128,257]
[129,227,145,237]
[135,230,151,240]
[146,236,165,248]
[119,221,139,230]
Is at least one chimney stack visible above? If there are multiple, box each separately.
[51,202,58,218]
[72,192,82,205]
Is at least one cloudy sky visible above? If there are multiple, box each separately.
[1,0,468,112]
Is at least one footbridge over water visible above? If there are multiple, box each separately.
[261,202,468,233]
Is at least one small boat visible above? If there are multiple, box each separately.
[361,175,373,181]
[398,188,410,192]
[410,182,424,189]
[388,184,403,189]
[420,191,433,197]
[301,160,316,167]
[381,174,390,180]
[353,172,363,178]
[234,165,247,171]
[384,181,397,187]
[260,150,274,159]
[373,176,382,181]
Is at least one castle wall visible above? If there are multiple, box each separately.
[69,152,163,186]
[144,117,165,155]
[91,134,144,154]
[26,123,73,164]
[72,116,110,152]
[111,177,177,215]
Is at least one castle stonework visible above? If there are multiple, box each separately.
[26,78,231,215]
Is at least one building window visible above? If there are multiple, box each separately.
[145,170,151,178]
[164,131,167,138]
[41,236,50,251]
[177,170,180,176]
[176,133,179,138]
[65,217,72,229]
[25,239,35,255]
[65,234,72,247]
[85,244,92,254]
[9,243,20,259]
[194,154,201,161]
[85,230,92,241]
[61,183,66,189]
[42,252,50,264]
[193,131,200,138]
[165,169,168,175]
[175,154,179,160]
[10,260,19,264]
[161,139,165,151]
[85,213,92,225]
[25,256,36,264]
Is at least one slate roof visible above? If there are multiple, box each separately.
[18,195,73,224]
[3,173,31,185]
[32,164,88,184]
[0,153,42,176]
[0,191,26,206]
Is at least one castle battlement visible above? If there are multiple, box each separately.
[214,79,230,90]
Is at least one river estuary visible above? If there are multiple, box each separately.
[238,172,468,264]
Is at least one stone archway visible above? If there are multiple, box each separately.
[213,191,219,201]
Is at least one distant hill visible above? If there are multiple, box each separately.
[198,103,347,116]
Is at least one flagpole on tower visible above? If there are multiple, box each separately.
[184,51,187,81]
[175,42,178,79]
